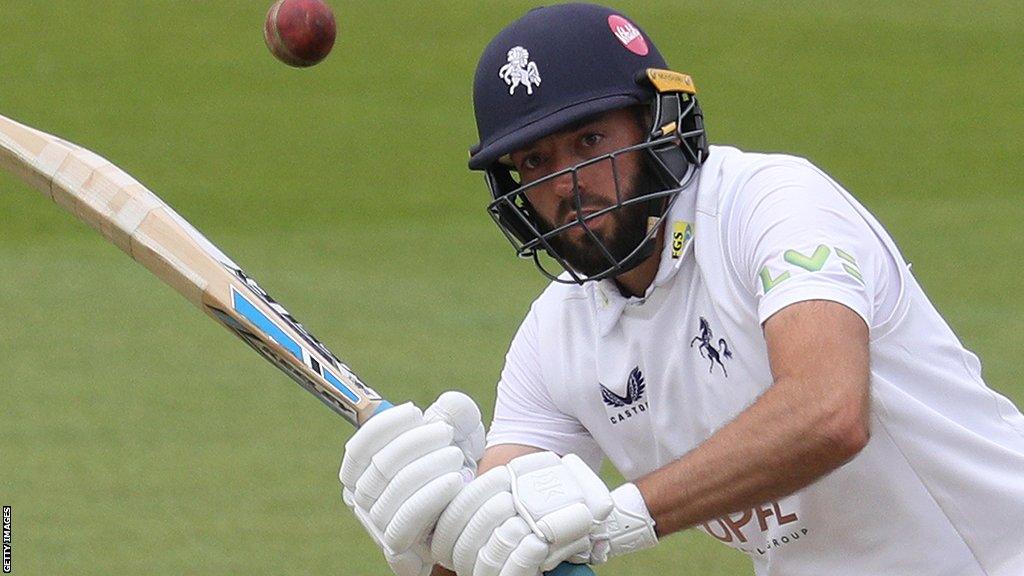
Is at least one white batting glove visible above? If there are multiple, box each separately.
[431,451,657,576]
[340,392,485,576]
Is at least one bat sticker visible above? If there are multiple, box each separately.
[209,303,360,422]
[226,265,382,401]
[229,285,363,402]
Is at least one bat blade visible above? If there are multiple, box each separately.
[0,113,387,426]
[0,113,595,576]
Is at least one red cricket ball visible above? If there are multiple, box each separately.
[264,0,337,68]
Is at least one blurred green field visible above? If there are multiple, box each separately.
[1,1,1021,574]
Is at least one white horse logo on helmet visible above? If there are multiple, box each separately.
[499,46,541,96]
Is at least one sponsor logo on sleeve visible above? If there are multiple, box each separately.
[759,244,864,294]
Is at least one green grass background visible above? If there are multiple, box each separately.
[1,1,1021,574]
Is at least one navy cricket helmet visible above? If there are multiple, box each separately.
[469,3,709,284]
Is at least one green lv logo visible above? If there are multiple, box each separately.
[759,267,791,293]
[759,245,863,294]
[784,245,831,272]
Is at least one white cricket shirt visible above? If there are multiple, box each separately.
[486,145,1024,575]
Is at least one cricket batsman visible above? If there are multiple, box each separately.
[339,4,1024,575]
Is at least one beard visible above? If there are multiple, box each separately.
[539,161,665,278]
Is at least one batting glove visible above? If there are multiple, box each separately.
[340,392,485,576]
[431,451,658,576]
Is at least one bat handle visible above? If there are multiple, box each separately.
[546,563,596,575]
[369,403,595,576]
[370,399,394,416]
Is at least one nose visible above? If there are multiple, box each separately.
[549,153,586,202]
[550,169,576,200]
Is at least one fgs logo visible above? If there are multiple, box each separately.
[671,221,693,259]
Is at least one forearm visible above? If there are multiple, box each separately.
[637,301,871,537]
[636,374,868,536]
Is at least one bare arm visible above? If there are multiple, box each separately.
[476,443,546,474]
[635,299,871,536]
[431,443,545,576]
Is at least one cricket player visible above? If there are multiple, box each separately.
[339,4,1024,575]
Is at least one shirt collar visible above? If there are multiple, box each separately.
[590,185,698,334]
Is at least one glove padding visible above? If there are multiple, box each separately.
[432,451,658,576]
[340,392,485,576]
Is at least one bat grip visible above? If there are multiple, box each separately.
[369,403,596,576]
[547,563,597,576]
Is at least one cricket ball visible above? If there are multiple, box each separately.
[264,0,337,67]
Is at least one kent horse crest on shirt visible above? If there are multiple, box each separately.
[691,317,732,376]
[600,367,650,425]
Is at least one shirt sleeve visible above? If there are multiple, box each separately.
[486,303,603,468]
[725,159,901,326]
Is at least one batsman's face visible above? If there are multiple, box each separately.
[509,107,652,276]
[510,108,646,231]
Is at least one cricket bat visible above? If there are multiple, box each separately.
[0,113,595,576]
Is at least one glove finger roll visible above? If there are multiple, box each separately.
[353,421,454,510]
[384,541,434,576]
[341,486,356,508]
[541,536,591,572]
[372,420,454,480]
[341,402,423,488]
[370,446,464,529]
[432,466,512,568]
[462,422,487,462]
[348,501,386,548]
[384,470,465,552]
[453,491,515,576]
[535,502,593,543]
[476,516,532,576]
[424,391,482,441]
[498,533,549,576]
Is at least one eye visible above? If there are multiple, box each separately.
[581,132,603,147]
[520,154,543,171]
